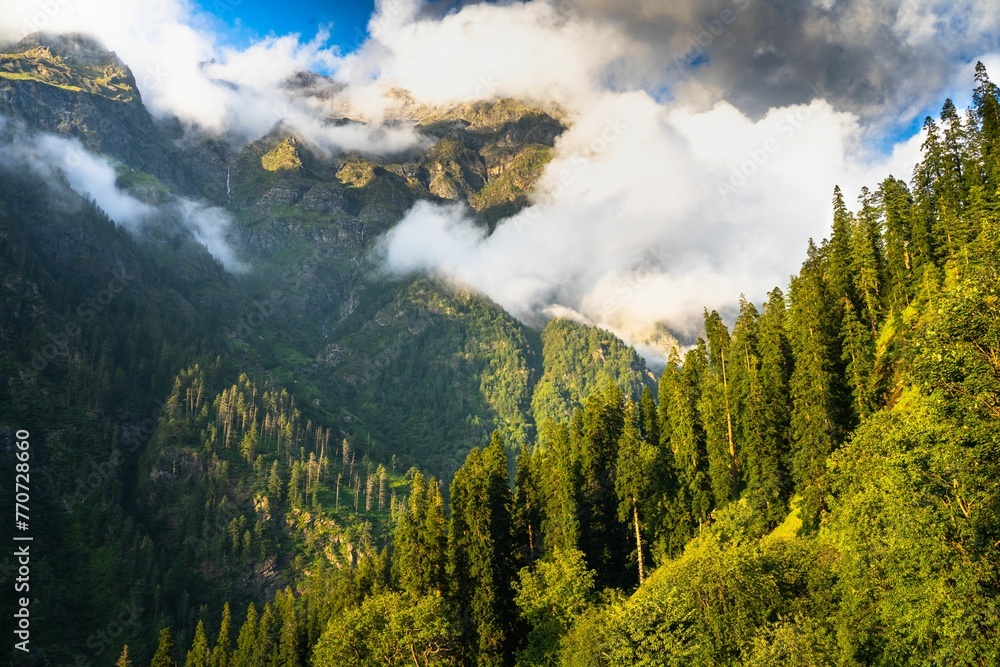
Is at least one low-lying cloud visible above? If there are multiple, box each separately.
[0,0,423,154]
[0,116,245,272]
[3,0,999,356]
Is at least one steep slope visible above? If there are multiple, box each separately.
[531,317,656,426]
[0,31,677,663]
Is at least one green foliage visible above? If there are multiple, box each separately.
[531,318,653,426]
[393,470,448,598]
[448,432,520,665]
[312,592,459,667]
[513,548,597,667]
[151,627,176,667]
[184,621,211,667]
[827,409,1000,665]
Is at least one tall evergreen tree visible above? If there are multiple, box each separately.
[255,603,276,667]
[513,446,544,565]
[841,298,878,420]
[151,627,176,667]
[877,176,919,312]
[537,421,581,556]
[614,400,655,584]
[751,288,794,526]
[394,470,448,598]
[828,185,857,306]
[232,603,259,667]
[700,310,740,507]
[638,385,659,447]
[210,602,231,667]
[788,241,845,529]
[275,588,301,667]
[577,384,630,589]
[448,432,519,666]
[184,620,211,667]
[852,187,884,331]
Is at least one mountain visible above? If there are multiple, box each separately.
[4,31,998,667]
[0,33,655,664]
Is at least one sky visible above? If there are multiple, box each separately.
[192,0,375,52]
[2,0,999,360]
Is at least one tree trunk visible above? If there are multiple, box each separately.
[632,497,645,584]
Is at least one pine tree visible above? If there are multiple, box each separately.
[115,645,132,667]
[661,344,713,538]
[537,421,581,555]
[913,116,948,268]
[973,62,1000,188]
[852,187,884,331]
[700,310,740,507]
[513,446,543,565]
[184,620,211,667]
[275,588,301,667]
[210,602,231,667]
[448,431,519,667]
[151,628,176,667]
[752,288,794,526]
[256,603,276,667]
[828,185,857,306]
[841,298,878,420]
[232,603,258,667]
[638,385,659,446]
[788,242,845,530]
[577,384,630,589]
[393,470,447,597]
[877,176,918,312]
[614,400,654,584]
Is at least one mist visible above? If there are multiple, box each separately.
[0,116,246,272]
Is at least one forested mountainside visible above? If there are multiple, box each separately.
[1,31,999,667]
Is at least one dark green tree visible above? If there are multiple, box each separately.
[787,241,845,529]
[700,310,740,507]
[448,431,519,666]
[210,602,231,667]
[614,400,655,584]
[513,446,544,565]
[577,384,630,588]
[394,470,447,597]
[536,421,581,556]
[232,603,259,667]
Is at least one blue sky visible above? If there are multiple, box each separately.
[195,0,376,52]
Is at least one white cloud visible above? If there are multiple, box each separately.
[0,0,423,153]
[0,117,245,271]
[381,89,924,351]
[3,0,994,356]
[0,126,154,229]
[172,198,247,272]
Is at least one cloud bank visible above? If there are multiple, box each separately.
[360,0,986,353]
[4,0,999,355]
[0,0,422,153]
